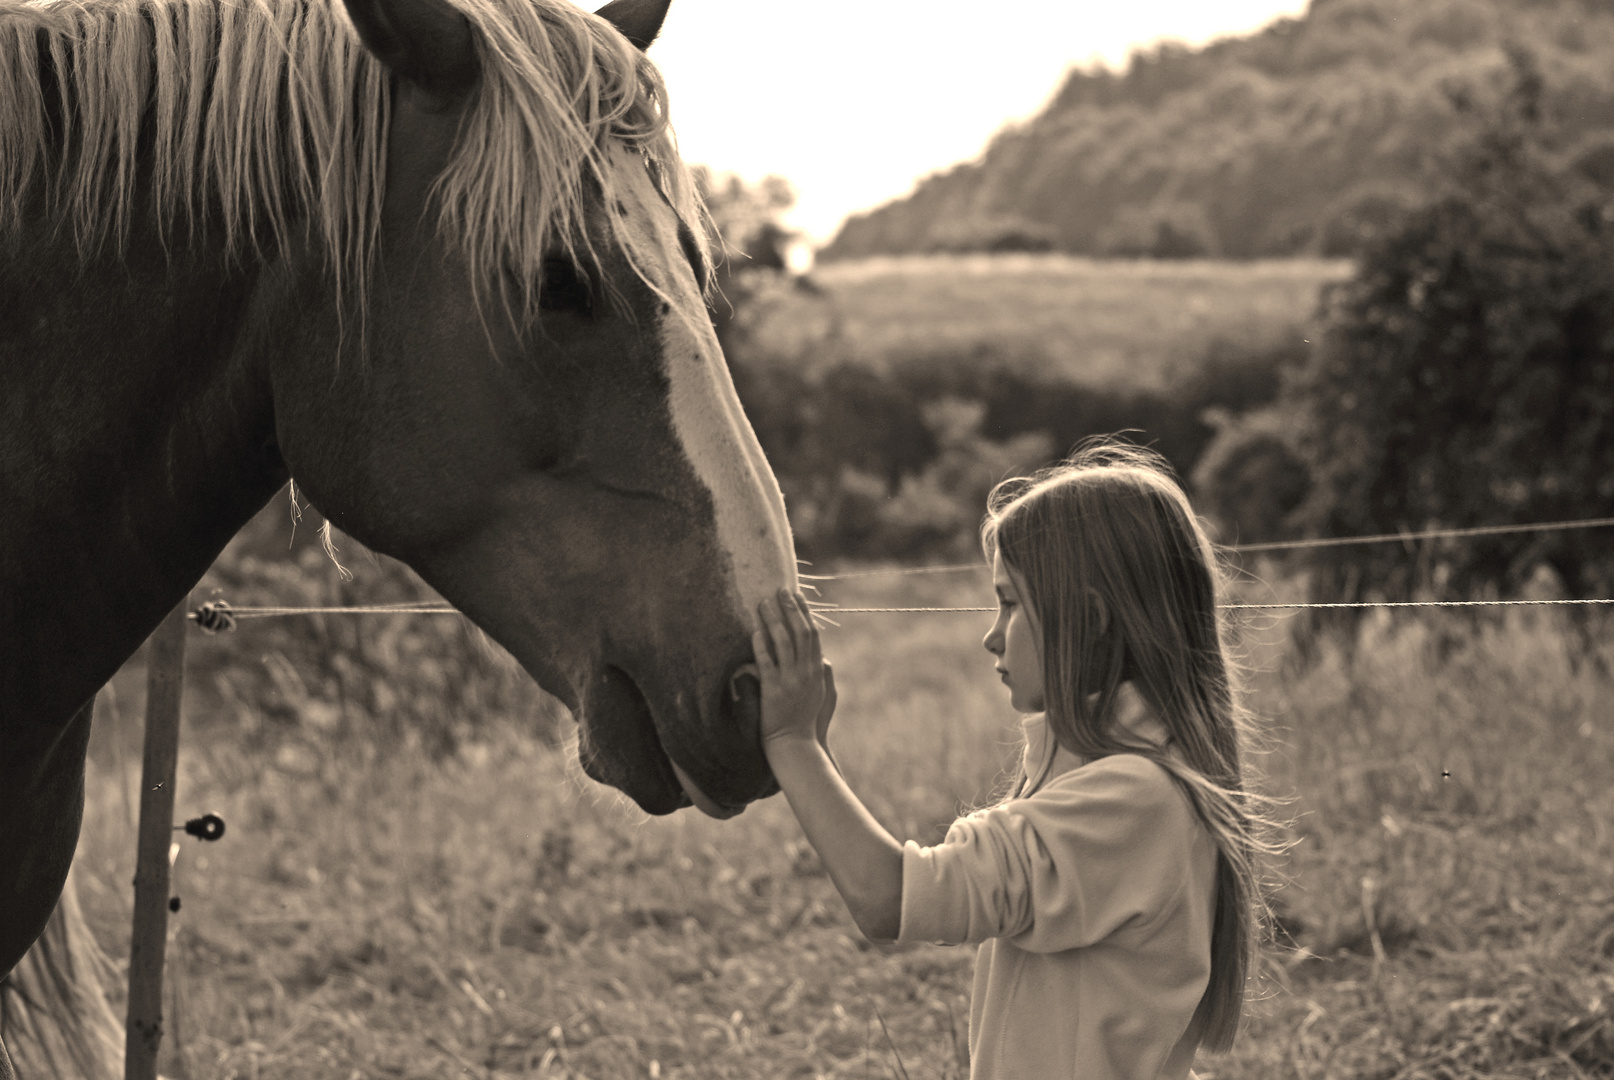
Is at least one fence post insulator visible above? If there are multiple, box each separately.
[189,600,237,633]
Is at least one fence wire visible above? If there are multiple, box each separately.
[188,514,1614,625]
[191,596,1614,626]
[811,514,1614,581]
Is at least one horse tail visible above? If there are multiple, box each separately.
[0,866,123,1080]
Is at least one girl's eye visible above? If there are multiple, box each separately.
[538,257,593,315]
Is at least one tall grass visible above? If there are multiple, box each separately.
[69,561,1612,1079]
[1228,603,1614,1079]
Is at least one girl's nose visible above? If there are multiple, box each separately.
[982,628,1002,656]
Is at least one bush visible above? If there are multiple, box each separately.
[1283,50,1614,603]
[1317,186,1419,257]
[1191,406,1311,545]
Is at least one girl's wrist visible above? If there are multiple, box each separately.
[762,730,823,763]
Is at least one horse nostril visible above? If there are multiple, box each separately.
[729,663,760,704]
[727,665,762,734]
[725,664,778,801]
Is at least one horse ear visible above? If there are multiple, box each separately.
[594,0,672,51]
[343,0,479,100]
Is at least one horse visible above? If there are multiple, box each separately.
[0,0,797,1073]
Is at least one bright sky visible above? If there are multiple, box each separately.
[648,1,1312,247]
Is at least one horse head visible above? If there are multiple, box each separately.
[262,0,794,816]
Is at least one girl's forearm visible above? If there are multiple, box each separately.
[765,738,903,942]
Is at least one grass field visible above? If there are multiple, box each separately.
[66,556,1614,1080]
[45,256,1609,1078]
[746,255,1352,389]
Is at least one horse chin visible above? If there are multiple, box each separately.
[579,665,756,818]
[668,759,743,820]
[578,666,685,815]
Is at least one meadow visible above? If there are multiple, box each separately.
[744,254,1352,388]
[63,543,1614,1080]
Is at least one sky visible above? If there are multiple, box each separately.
[647,1,1312,248]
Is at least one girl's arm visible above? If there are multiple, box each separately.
[755,591,903,943]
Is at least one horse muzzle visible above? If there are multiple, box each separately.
[577,661,775,818]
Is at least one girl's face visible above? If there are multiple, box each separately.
[984,551,1045,714]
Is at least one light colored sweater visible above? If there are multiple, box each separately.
[896,710,1219,1080]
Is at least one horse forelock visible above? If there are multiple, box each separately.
[0,0,709,322]
[443,0,711,325]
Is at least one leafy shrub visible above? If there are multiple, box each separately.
[1283,50,1614,602]
[818,400,1055,561]
[1191,406,1311,545]
[1317,186,1420,257]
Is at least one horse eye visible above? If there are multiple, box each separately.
[538,257,592,315]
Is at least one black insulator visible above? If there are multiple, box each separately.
[189,600,237,634]
[180,813,226,841]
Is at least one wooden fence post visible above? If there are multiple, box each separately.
[125,597,189,1080]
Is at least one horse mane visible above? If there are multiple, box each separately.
[0,0,707,321]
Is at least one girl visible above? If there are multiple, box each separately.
[754,441,1276,1080]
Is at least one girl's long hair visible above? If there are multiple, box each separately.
[981,438,1283,1053]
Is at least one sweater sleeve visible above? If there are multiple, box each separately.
[896,754,1202,953]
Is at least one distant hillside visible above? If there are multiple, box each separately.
[820,0,1614,261]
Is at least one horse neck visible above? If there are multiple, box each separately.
[0,214,289,731]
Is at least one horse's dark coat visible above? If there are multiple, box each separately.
[0,0,791,1017]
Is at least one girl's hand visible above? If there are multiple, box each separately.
[754,590,832,750]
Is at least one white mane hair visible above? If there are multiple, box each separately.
[0,0,709,322]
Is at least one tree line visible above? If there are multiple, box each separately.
[820,0,1614,263]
